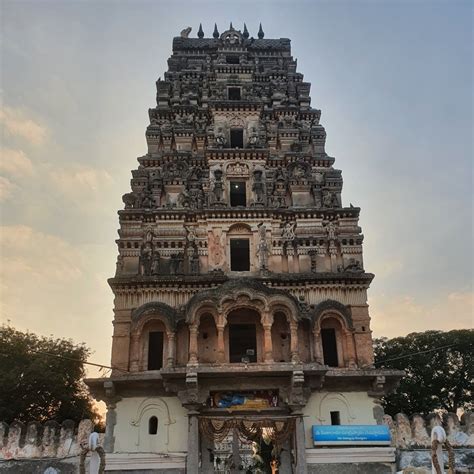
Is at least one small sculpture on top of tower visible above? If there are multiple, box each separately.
[180,27,192,38]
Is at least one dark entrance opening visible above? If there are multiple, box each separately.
[226,56,240,65]
[330,411,341,426]
[230,181,246,207]
[230,129,244,148]
[148,331,164,370]
[229,324,257,362]
[230,239,250,271]
[148,416,158,434]
[321,328,339,367]
[228,87,241,100]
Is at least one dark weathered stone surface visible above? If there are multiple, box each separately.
[0,459,77,473]
[307,463,393,474]
[397,448,474,472]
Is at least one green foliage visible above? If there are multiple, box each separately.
[374,329,474,415]
[0,325,99,424]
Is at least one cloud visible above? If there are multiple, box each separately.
[0,226,114,373]
[0,225,83,282]
[370,291,473,338]
[0,106,48,145]
[0,176,17,201]
[370,258,404,278]
[48,165,114,201]
[0,148,34,177]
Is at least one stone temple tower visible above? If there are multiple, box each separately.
[87,23,402,474]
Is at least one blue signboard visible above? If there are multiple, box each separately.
[312,425,391,446]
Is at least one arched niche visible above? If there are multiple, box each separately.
[140,319,168,371]
[130,397,175,453]
[317,393,357,425]
[319,315,345,368]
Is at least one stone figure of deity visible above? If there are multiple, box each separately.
[139,241,153,276]
[257,223,269,271]
[325,221,337,241]
[252,169,265,205]
[211,168,224,204]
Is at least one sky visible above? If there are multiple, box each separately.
[1,0,472,375]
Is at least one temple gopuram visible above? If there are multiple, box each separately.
[87,23,403,474]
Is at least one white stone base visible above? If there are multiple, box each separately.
[104,452,186,471]
[306,447,396,464]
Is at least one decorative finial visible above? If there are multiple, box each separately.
[243,23,249,39]
[258,23,264,39]
[230,22,233,30]
[197,23,204,38]
[213,23,219,39]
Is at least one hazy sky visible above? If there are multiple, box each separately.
[1,0,472,374]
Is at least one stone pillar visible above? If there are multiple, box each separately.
[263,323,274,362]
[282,253,289,273]
[329,243,338,272]
[292,245,300,273]
[187,411,200,474]
[290,323,300,363]
[189,326,198,364]
[200,431,214,472]
[294,415,308,474]
[166,331,176,367]
[344,329,357,368]
[231,427,241,474]
[217,324,225,362]
[287,247,295,273]
[103,381,120,454]
[129,333,140,371]
[104,401,117,453]
[312,329,323,364]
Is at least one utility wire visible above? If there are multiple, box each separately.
[371,343,459,368]
[0,348,129,374]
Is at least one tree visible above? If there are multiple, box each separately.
[374,329,474,416]
[0,325,100,424]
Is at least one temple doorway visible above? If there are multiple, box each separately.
[199,415,295,473]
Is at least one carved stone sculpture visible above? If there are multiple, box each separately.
[211,167,224,205]
[180,27,192,38]
[282,221,296,241]
[139,241,153,276]
[252,169,265,206]
[256,223,269,272]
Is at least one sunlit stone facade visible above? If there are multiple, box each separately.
[87,23,402,474]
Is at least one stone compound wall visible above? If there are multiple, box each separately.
[0,413,473,473]
[382,412,474,473]
[0,419,100,472]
